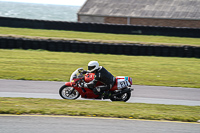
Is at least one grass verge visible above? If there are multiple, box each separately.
[0,26,200,46]
[0,97,199,122]
[0,49,200,88]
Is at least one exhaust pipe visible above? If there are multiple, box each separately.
[113,88,133,96]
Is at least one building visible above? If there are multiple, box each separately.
[77,0,200,28]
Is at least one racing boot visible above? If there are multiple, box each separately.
[102,91,111,99]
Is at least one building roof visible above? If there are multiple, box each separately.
[78,0,200,20]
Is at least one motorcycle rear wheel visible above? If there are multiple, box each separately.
[110,92,131,102]
[59,85,80,100]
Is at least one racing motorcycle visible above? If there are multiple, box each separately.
[59,68,133,102]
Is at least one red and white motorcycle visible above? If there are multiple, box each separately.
[59,68,133,102]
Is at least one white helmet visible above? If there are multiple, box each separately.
[88,61,99,73]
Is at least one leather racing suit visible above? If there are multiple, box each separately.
[84,66,116,95]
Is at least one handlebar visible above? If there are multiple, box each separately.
[71,77,84,87]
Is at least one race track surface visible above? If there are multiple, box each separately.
[0,115,199,133]
[1,80,200,132]
[0,79,200,106]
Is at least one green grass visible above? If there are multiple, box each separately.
[0,49,200,88]
[0,97,199,122]
[0,26,200,46]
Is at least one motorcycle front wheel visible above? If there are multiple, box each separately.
[110,92,131,102]
[59,85,80,100]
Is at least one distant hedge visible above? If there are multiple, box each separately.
[0,36,199,58]
[0,16,200,37]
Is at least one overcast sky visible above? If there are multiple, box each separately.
[0,0,87,6]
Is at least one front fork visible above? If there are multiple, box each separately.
[68,88,75,95]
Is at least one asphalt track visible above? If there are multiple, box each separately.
[0,79,200,106]
[0,115,199,133]
[0,79,200,132]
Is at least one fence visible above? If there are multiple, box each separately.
[0,36,199,58]
[0,16,200,37]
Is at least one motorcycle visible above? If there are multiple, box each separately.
[59,68,134,102]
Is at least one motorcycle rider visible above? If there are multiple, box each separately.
[81,61,116,97]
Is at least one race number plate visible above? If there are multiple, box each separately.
[117,79,131,89]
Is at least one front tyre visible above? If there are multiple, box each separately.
[110,92,131,102]
[59,85,80,100]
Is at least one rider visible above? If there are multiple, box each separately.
[81,61,116,97]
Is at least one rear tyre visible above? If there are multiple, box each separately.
[59,85,80,100]
[110,92,131,102]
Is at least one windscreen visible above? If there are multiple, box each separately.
[69,68,84,82]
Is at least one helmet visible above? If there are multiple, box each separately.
[88,61,99,73]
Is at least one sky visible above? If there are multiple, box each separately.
[0,0,87,6]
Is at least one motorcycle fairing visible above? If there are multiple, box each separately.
[75,87,99,98]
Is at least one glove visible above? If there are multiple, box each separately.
[82,70,88,74]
